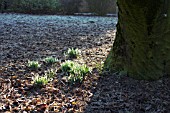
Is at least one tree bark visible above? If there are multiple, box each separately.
[105,0,170,80]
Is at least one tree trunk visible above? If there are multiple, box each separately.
[105,0,170,80]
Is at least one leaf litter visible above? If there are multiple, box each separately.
[0,13,169,113]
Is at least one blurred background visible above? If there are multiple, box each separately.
[0,0,117,16]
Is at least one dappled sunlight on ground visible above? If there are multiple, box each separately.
[0,13,117,112]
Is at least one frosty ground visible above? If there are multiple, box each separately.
[0,13,169,113]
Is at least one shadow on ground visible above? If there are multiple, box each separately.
[84,73,170,113]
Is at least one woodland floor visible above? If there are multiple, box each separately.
[0,13,170,113]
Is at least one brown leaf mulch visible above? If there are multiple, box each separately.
[0,13,170,113]
[0,13,116,112]
[85,75,170,113]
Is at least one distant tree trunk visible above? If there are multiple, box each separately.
[60,0,81,14]
[86,0,116,15]
[0,0,9,12]
[105,0,170,80]
[0,0,4,13]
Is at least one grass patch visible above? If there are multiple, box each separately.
[64,48,80,59]
[44,56,58,64]
[95,62,104,75]
[28,61,41,70]
[45,69,56,79]
[32,74,49,87]
[61,60,75,73]
[61,61,91,84]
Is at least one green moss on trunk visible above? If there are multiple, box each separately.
[105,0,170,80]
